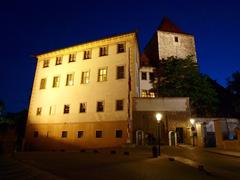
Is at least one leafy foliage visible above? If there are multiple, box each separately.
[152,56,219,117]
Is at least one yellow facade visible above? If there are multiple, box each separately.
[26,32,140,150]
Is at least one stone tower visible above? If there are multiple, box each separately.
[140,17,197,97]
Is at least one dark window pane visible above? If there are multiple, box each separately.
[78,131,84,138]
[141,72,147,80]
[62,131,68,138]
[96,130,102,138]
[116,130,122,138]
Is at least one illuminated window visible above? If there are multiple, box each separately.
[56,56,62,65]
[96,101,104,112]
[99,46,108,56]
[43,60,49,68]
[53,76,60,87]
[81,71,90,84]
[98,68,107,82]
[96,130,102,138]
[78,131,84,138]
[141,72,147,80]
[117,66,125,79]
[83,50,91,59]
[36,107,42,116]
[116,100,124,111]
[117,43,125,53]
[79,103,87,113]
[61,131,68,138]
[40,78,46,89]
[66,73,74,86]
[149,72,154,81]
[63,104,70,114]
[33,131,39,138]
[116,130,123,138]
[141,90,147,97]
[150,92,155,98]
[174,36,179,42]
[69,53,76,62]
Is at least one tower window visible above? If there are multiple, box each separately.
[53,76,60,88]
[81,71,90,84]
[66,73,74,86]
[174,36,179,42]
[78,131,84,138]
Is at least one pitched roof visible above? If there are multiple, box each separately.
[157,17,188,34]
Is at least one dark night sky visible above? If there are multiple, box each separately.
[0,0,240,112]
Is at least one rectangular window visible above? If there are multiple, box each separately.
[49,105,56,115]
[96,101,104,112]
[53,76,60,88]
[56,56,62,65]
[64,104,70,114]
[117,66,125,79]
[78,131,84,138]
[40,78,46,89]
[66,73,74,86]
[96,130,102,138]
[79,103,87,113]
[33,131,39,138]
[81,71,90,84]
[149,72,154,81]
[83,50,91,59]
[116,100,124,111]
[61,131,68,138]
[174,36,179,42]
[99,46,108,56]
[150,92,155,98]
[43,60,49,68]
[141,90,147,97]
[116,130,123,138]
[98,68,107,82]
[141,72,147,80]
[69,53,76,62]
[117,43,125,53]
[36,107,42,116]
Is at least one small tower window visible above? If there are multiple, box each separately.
[174,36,179,42]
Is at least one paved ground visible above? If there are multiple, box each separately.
[0,155,61,180]
[1,146,240,179]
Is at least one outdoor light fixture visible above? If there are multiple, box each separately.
[190,118,195,147]
[156,113,162,156]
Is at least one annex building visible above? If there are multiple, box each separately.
[25,17,197,150]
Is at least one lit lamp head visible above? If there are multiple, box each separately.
[190,118,195,125]
[156,113,162,123]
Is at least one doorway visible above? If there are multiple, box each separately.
[176,127,184,143]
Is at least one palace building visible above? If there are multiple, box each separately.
[25,17,197,150]
[25,32,140,150]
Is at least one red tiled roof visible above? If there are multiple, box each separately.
[158,17,186,34]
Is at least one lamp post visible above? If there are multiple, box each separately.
[190,118,195,146]
[156,113,162,156]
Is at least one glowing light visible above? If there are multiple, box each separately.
[156,113,162,122]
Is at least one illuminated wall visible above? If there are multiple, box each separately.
[26,32,140,150]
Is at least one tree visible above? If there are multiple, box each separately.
[227,71,240,118]
[152,56,219,117]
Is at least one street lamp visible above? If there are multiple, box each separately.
[156,113,162,156]
[190,118,195,146]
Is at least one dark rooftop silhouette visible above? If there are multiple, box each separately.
[158,17,188,34]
